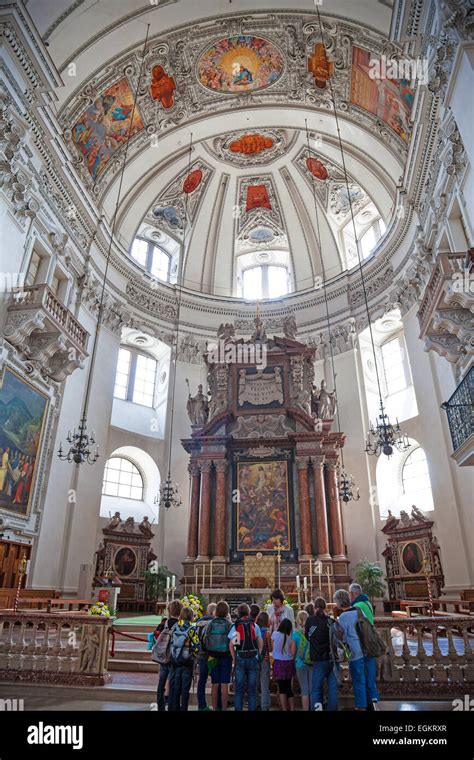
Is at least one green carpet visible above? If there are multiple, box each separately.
[113,615,162,627]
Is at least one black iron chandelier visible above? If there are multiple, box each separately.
[305,120,360,503]
[155,134,194,510]
[58,26,150,465]
[315,6,408,459]
[58,416,98,465]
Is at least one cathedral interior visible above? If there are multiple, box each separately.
[0,0,473,727]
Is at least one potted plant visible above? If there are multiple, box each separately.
[353,559,386,613]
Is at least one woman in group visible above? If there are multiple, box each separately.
[256,610,272,711]
[305,597,340,711]
[292,610,313,711]
[271,618,296,711]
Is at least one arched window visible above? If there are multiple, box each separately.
[130,238,171,282]
[102,457,144,500]
[401,447,434,511]
[242,265,289,300]
[114,347,157,408]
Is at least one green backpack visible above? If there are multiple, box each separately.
[296,630,312,666]
[355,608,387,658]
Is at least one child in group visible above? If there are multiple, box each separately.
[168,606,200,711]
[271,618,296,711]
[256,610,272,711]
[292,610,313,711]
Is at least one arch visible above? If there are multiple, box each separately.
[376,439,434,519]
[99,446,161,524]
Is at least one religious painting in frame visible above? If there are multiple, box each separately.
[197,36,284,94]
[0,368,48,517]
[236,460,291,553]
[113,546,138,578]
[401,541,424,575]
[72,77,144,180]
[350,46,414,142]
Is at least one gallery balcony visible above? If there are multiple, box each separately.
[3,283,89,382]
[417,249,474,371]
[441,365,474,466]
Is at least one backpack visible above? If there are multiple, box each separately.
[354,608,387,658]
[170,623,194,665]
[195,616,212,651]
[296,630,312,666]
[233,618,258,659]
[151,620,176,665]
[203,617,231,655]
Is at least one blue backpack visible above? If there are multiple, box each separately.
[203,617,231,655]
[170,624,193,665]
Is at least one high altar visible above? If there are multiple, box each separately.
[181,316,350,602]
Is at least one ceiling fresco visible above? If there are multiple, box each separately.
[197,35,285,94]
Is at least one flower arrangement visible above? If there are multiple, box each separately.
[88,602,112,617]
[263,598,290,609]
[180,593,204,621]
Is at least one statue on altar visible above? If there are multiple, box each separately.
[186,381,209,426]
[313,379,337,419]
[282,314,297,340]
[252,312,267,343]
[217,322,235,343]
[139,516,154,536]
[107,512,121,530]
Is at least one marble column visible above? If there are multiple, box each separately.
[186,463,201,561]
[197,461,212,561]
[213,460,227,561]
[296,456,312,559]
[312,456,331,559]
[326,461,346,559]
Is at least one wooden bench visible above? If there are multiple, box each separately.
[0,588,59,609]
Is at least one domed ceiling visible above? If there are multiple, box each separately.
[33,1,414,300]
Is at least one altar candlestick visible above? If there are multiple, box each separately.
[326,567,332,600]
[202,565,206,590]
[13,554,28,614]
[194,566,198,594]
[296,574,301,589]
[210,560,213,589]
[166,576,170,591]
[309,561,313,599]
[303,576,308,592]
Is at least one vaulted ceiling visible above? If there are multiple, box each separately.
[26,0,410,298]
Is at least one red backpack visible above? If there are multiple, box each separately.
[234,617,258,659]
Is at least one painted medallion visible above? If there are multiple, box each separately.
[198,35,284,93]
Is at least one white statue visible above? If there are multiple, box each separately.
[186,382,209,426]
[318,380,337,419]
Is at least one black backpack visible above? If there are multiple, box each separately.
[233,618,258,659]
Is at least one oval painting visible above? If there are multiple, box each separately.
[249,227,274,243]
[183,168,203,194]
[198,36,284,93]
[114,546,137,577]
[401,542,424,575]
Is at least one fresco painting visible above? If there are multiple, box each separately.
[306,156,329,180]
[237,460,290,552]
[198,36,284,93]
[183,168,203,194]
[0,369,48,517]
[246,184,271,212]
[307,43,334,89]
[350,46,414,141]
[150,65,177,109]
[72,77,144,180]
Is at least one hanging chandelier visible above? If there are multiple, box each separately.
[57,416,98,465]
[339,469,360,503]
[58,26,151,465]
[305,120,359,502]
[314,6,408,459]
[155,134,194,511]
[365,400,409,457]
[155,477,182,510]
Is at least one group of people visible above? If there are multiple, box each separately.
[152,585,380,712]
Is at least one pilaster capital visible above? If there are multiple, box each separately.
[199,460,213,474]
[295,455,310,470]
[214,460,228,474]
[188,462,201,477]
[311,455,325,468]
[325,459,339,473]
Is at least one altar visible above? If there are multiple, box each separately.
[201,588,272,612]
[181,314,350,595]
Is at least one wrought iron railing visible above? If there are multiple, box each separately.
[443,366,474,453]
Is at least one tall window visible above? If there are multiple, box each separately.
[102,457,144,500]
[114,347,157,407]
[242,265,289,300]
[130,238,171,283]
[381,336,410,395]
[402,447,434,511]
[26,250,41,286]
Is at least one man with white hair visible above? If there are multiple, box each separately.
[349,582,374,625]
[333,588,379,711]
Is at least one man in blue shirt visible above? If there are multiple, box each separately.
[334,589,379,710]
[228,603,262,711]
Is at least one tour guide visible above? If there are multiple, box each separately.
[266,588,295,632]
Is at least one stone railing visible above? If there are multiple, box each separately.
[3,284,89,381]
[0,611,112,685]
[339,616,474,698]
